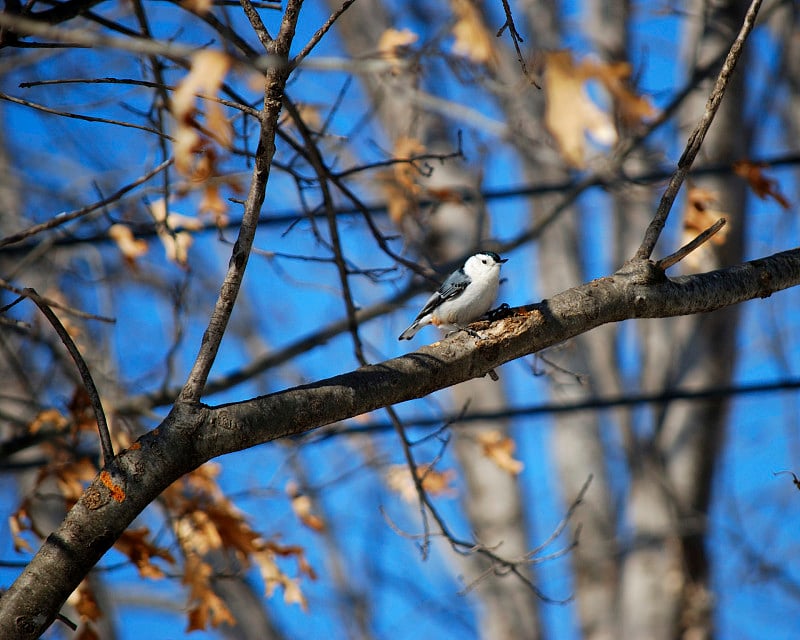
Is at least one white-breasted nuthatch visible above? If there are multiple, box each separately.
[398,251,508,340]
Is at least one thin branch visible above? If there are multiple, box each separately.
[312,377,800,440]
[114,284,420,415]
[526,475,592,560]
[0,158,172,248]
[239,0,274,49]
[21,288,115,466]
[0,11,283,72]
[19,76,263,119]
[384,405,560,599]
[215,0,280,7]
[0,12,199,59]
[290,0,356,70]
[496,0,539,88]
[4,151,798,256]
[635,0,763,260]
[282,95,367,362]
[656,218,727,270]
[0,280,115,323]
[0,92,173,139]
[332,145,464,179]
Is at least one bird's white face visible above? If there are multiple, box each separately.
[463,253,501,280]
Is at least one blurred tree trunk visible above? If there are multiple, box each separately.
[491,1,751,639]
[625,3,748,639]
[330,2,543,638]
[484,2,625,639]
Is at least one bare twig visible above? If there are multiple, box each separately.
[238,0,274,50]
[526,474,592,560]
[656,218,727,270]
[773,470,800,491]
[0,280,115,323]
[333,145,464,179]
[290,0,356,70]
[635,0,762,260]
[386,408,433,558]
[0,92,172,138]
[215,0,280,7]
[384,405,561,600]
[456,475,592,598]
[282,95,367,363]
[0,11,283,72]
[496,0,540,88]
[21,288,115,466]
[0,159,172,248]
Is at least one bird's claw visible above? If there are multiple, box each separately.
[483,302,512,322]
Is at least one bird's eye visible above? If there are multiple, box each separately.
[481,259,487,264]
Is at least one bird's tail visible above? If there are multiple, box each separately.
[398,321,420,340]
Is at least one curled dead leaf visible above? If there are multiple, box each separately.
[733,160,791,209]
[183,554,236,631]
[379,136,426,224]
[172,50,232,176]
[476,430,524,475]
[450,0,497,66]
[54,458,99,504]
[587,59,658,125]
[67,580,102,623]
[108,224,148,266]
[545,52,656,168]
[287,482,326,532]
[148,199,197,267]
[544,51,617,168]
[681,186,730,272]
[9,508,33,552]
[180,0,212,14]
[385,463,457,502]
[29,408,69,434]
[377,28,418,72]
[254,546,311,611]
[114,528,175,579]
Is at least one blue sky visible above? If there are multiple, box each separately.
[1,2,800,639]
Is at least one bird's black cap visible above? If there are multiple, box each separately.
[481,251,507,264]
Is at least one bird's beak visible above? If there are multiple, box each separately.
[499,258,508,263]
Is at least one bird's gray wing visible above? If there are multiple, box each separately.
[413,269,469,320]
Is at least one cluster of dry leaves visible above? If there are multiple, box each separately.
[109,50,242,270]
[9,383,524,635]
[163,464,317,631]
[10,392,320,637]
[373,25,792,254]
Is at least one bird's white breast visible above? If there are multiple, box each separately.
[434,268,499,325]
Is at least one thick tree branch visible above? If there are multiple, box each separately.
[2,246,799,638]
